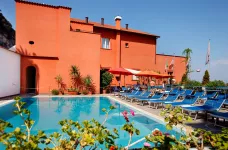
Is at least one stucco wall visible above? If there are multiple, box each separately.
[0,47,21,97]
[156,54,186,83]
[16,1,101,94]
[16,2,61,57]
[70,22,94,32]
[20,56,58,94]
[121,32,156,69]
[94,27,117,68]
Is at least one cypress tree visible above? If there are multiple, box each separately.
[202,70,210,85]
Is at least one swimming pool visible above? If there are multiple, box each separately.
[0,96,182,149]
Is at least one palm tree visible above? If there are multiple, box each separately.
[83,75,92,90]
[55,74,66,94]
[182,48,193,76]
[70,65,82,89]
[55,75,63,89]
[182,48,192,61]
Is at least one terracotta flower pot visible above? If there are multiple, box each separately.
[103,89,107,94]
[68,91,77,95]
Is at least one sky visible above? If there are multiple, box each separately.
[1,0,228,82]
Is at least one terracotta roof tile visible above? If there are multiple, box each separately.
[15,0,72,10]
[70,18,160,37]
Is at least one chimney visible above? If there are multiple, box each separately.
[125,24,128,29]
[101,18,104,25]
[85,17,88,23]
[114,16,122,29]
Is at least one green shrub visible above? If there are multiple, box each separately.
[206,80,225,87]
[51,89,59,95]
[185,80,202,89]
[100,69,113,89]
[83,75,95,93]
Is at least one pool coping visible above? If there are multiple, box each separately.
[0,100,14,107]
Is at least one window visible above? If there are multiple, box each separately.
[125,43,129,48]
[132,75,139,81]
[102,38,110,49]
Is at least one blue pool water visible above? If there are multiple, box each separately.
[0,96,182,149]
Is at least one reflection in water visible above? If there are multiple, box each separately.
[54,97,66,114]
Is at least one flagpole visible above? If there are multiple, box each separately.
[173,53,175,77]
[208,39,210,71]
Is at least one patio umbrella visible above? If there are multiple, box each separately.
[156,74,174,85]
[108,68,133,86]
[136,70,161,86]
[159,74,174,78]
[136,70,161,77]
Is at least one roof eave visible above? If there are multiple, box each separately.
[15,0,72,11]
[94,25,160,38]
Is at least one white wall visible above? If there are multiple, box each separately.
[0,47,21,98]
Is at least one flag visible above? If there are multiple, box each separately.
[169,58,174,69]
[165,60,168,72]
[205,40,210,65]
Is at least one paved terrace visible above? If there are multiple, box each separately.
[0,94,227,133]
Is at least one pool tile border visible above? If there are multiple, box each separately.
[0,100,14,107]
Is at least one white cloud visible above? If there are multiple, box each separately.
[211,59,228,66]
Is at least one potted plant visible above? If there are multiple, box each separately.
[100,70,113,94]
[82,89,89,95]
[69,65,83,93]
[83,75,95,95]
[51,89,59,95]
[55,75,66,95]
[68,87,79,95]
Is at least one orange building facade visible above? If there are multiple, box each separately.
[15,0,186,94]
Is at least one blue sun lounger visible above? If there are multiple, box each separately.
[127,90,150,99]
[224,100,228,105]
[137,92,164,105]
[128,91,152,102]
[124,90,143,100]
[165,96,199,107]
[208,93,226,100]
[182,99,226,120]
[169,91,203,106]
[148,94,180,109]
[186,91,204,99]
[120,90,137,97]
[180,89,193,96]
[202,91,217,99]
[208,111,228,127]
[168,88,179,95]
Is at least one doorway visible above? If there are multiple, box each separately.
[26,66,36,93]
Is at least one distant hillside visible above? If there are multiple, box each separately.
[0,11,15,49]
